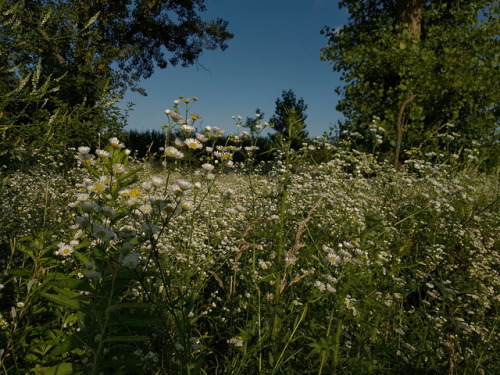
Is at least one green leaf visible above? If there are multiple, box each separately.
[48,277,93,292]
[49,333,86,358]
[108,313,159,328]
[9,268,32,277]
[101,335,150,343]
[32,362,83,375]
[83,164,101,179]
[41,292,82,310]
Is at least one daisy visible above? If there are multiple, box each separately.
[165,147,183,159]
[95,149,110,158]
[195,133,207,142]
[85,270,102,280]
[184,138,202,150]
[151,176,164,187]
[56,242,74,257]
[81,201,99,213]
[112,163,125,174]
[78,146,91,155]
[214,151,233,160]
[121,252,140,269]
[201,163,214,171]
[108,137,124,148]
[180,124,195,133]
[175,179,193,191]
[78,153,94,164]
[92,224,115,242]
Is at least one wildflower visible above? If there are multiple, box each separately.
[191,113,201,121]
[76,193,89,201]
[118,226,137,240]
[228,336,244,347]
[139,204,152,214]
[78,146,91,155]
[121,241,134,251]
[240,131,251,138]
[161,203,176,214]
[121,252,140,269]
[85,270,102,280]
[56,242,74,257]
[214,151,233,160]
[181,124,195,133]
[245,146,260,152]
[101,206,115,218]
[16,302,25,308]
[78,153,94,164]
[180,202,192,211]
[165,146,183,159]
[75,216,91,228]
[141,223,159,235]
[175,179,193,191]
[184,138,202,150]
[195,133,207,142]
[112,163,125,174]
[326,252,341,266]
[211,126,225,136]
[90,181,107,193]
[92,224,115,242]
[119,189,131,197]
[108,137,124,148]
[151,176,164,187]
[171,112,182,122]
[149,195,166,207]
[126,188,139,198]
[95,149,110,158]
[201,163,215,171]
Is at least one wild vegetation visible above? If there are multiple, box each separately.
[1,1,499,374]
[1,99,499,374]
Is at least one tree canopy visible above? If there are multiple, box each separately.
[0,0,232,151]
[321,0,499,163]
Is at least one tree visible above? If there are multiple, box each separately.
[321,0,499,165]
[269,89,309,147]
[0,0,232,150]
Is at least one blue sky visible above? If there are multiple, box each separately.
[120,0,348,138]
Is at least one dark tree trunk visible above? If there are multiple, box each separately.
[395,0,425,40]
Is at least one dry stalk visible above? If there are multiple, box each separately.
[280,198,322,294]
[444,338,456,375]
[207,216,268,298]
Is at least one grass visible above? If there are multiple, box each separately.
[0,100,498,374]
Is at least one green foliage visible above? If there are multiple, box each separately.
[321,0,499,160]
[0,0,232,151]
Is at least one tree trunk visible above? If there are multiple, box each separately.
[395,0,425,40]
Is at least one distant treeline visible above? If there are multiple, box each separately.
[124,129,276,163]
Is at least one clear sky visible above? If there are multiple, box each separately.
[120,0,348,138]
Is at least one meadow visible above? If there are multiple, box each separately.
[0,101,498,375]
